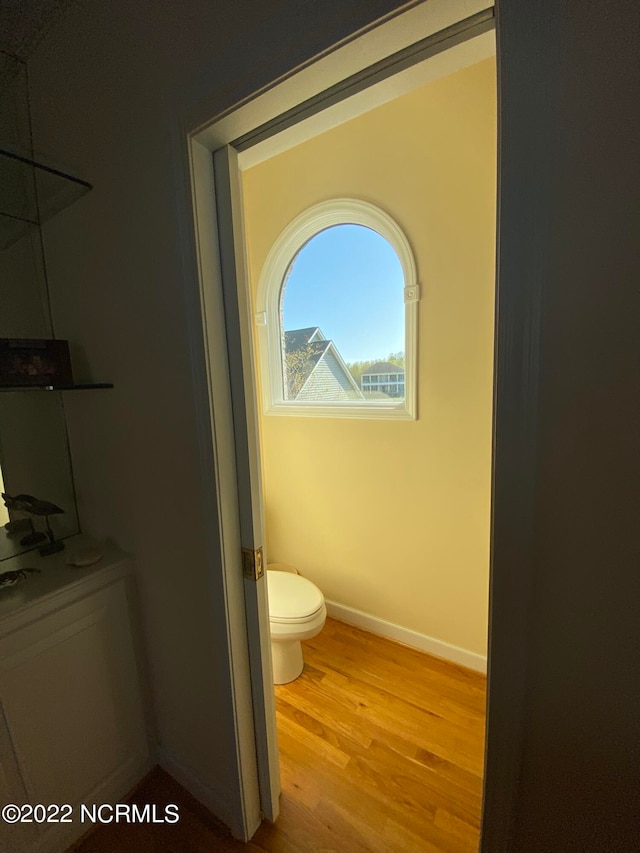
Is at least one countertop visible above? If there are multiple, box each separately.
[0,536,132,630]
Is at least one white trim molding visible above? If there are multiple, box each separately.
[325,600,487,673]
[254,198,419,420]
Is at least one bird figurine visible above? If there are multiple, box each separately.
[2,493,47,547]
[2,493,65,556]
[0,568,40,590]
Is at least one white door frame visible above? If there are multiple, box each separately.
[178,0,532,847]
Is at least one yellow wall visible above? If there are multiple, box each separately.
[242,58,496,657]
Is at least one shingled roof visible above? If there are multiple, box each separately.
[283,327,324,352]
[361,361,405,375]
[283,327,362,400]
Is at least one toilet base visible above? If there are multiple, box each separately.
[271,638,304,684]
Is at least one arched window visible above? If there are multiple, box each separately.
[254,199,419,419]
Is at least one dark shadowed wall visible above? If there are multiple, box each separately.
[484,1,640,850]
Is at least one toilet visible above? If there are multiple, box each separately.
[267,567,326,684]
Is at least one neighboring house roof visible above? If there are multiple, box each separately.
[283,327,325,352]
[296,338,332,378]
[284,327,362,400]
[361,361,405,376]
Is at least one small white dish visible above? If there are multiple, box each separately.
[66,544,105,567]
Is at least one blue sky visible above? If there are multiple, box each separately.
[282,224,404,363]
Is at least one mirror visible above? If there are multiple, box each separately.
[0,51,81,560]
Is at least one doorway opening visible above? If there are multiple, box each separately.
[239,49,495,850]
[187,0,498,843]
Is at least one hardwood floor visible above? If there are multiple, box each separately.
[71,618,486,852]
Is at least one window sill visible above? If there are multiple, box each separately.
[265,401,416,420]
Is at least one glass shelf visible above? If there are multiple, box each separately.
[0,383,113,393]
[0,148,92,249]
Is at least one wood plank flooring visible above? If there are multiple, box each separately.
[71,618,486,852]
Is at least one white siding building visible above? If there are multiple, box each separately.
[361,361,405,398]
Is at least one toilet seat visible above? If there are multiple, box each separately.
[267,570,324,622]
[270,610,323,625]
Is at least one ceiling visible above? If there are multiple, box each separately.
[0,0,75,59]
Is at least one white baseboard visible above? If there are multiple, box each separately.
[157,747,242,839]
[325,600,487,673]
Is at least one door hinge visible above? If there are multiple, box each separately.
[242,546,264,581]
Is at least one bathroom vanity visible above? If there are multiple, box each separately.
[0,543,152,853]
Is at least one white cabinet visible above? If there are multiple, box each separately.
[0,552,152,853]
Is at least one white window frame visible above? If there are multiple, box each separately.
[254,198,419,419]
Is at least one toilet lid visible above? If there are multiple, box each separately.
[267,571,324,621]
